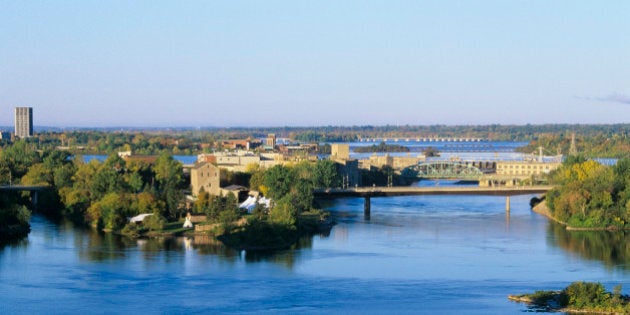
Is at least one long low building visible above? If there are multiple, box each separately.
[495,160,561,177]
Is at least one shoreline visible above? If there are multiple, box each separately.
[532,201,630,231]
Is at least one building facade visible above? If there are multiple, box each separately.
[14,107,33,139]
[331,143,350,160]
[190,162,221,196]
[495,160,561,178]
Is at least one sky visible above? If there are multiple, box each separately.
[1,1,630,128]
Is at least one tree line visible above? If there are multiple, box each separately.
[1,141,186,233]
[546,155,630,228]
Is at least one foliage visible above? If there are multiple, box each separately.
[312,160,341,188]
[422,146,440,157]
[154,153,185,219]
[564,281,611,309]
[87,193,131,230]
[262,165,295,201]
[268,197,297,227]
[547,158,629,228]
[514,282,630,313]
[0,142,184,234]
[0,140,41,183]
[143,214,166,231]
[218,217,299,250]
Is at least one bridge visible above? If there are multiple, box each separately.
[0,185,50,206]
[401,161,487,179]
[314,185,554,217]
[359,137,487,142]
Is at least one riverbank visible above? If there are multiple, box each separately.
[117,211,335,251]
[532,201,629,231]
[0,223,30,244]
[509,282,630,314]
[532,200,567,225]
[217,213,335,251]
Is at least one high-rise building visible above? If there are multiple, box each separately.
[14,107,33,139]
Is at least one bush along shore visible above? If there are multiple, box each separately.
[217,210,334,251]
[540,156,630,230]
[0,193,32,244]
[509,281,630,314]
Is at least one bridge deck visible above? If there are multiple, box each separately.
[314,185,553,198]
[0,185,50,192]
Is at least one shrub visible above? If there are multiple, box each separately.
[143,214,165,231]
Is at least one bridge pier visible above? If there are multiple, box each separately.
[505,196,510,212]
[364,196,371,219]
[32,191,39,208]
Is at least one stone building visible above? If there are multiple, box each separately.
[331,143,350,160]
[190,162,221,196]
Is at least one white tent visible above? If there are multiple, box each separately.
[129,213,153,223]
[239,196,271,213]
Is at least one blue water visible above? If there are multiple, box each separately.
[2,181,629,314]
[81,155,197,165]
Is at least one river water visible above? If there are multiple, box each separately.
[2,180,629,314]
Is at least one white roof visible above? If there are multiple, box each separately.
[129,213,153,223]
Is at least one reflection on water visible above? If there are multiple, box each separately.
[3,192,630,314]
[18,214,315,269]
[548,222,630,271]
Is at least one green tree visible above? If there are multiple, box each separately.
[263,165,294,200]
[154,153,185,219]
[269,197,297,227]
[87,192,132,230]
[312,160,340,188]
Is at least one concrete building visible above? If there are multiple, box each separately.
[392,155,426,169]
[190,162,221,196]
[358,153,425,171]
[480,160,561,187]
[331,143,350,160]
[360,154,393,169]
[198,152,263,172]
[495,160,561,178]
[14,107,33,139]
[217,138,262,150]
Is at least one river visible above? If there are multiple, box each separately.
[2,180,629,314]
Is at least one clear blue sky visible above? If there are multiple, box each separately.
[1,1,629,127]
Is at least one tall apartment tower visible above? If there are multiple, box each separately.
[14,107,33,139]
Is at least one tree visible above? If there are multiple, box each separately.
[87,192,132,230]
[0,140,41,182]
[269,197,297,227]
[154,153,185,219]
[248,164,266,192]
[312,160,340,188]
[423,146,440,157]
[263,165,294,200]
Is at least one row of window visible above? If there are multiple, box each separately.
[497,164,551,170]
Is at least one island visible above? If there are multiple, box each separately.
[509,281,630,314]
[354,141,410,153]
